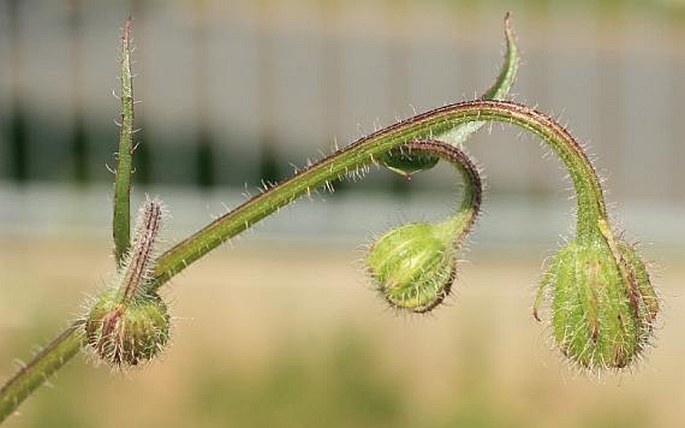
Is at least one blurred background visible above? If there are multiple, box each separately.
[1,0,684,427]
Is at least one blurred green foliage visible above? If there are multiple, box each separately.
[190,335,404,428]
[0,327,655,428]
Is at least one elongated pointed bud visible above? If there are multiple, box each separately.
[366,222,460,313]
[536,234,658,370]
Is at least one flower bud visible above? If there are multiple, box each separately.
[380,148,440,178]
[366,222,458,313]
[85,289,170,367]
[540,238,658,370]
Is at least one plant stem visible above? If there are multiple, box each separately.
[403,140,481,222]
[152,100,606,288]
[402,141,481,245]
[0,322,85,422]
[0,100,607,423]
[113,17,135,267]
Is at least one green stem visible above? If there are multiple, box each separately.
[113,17,135,267]
[0,322,85,422]
[366,139,483,314]
[153,100,606,288]
[402,140,481,239]
[0,100,607,423]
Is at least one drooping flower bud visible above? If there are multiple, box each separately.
[380,148,440,178]
[536,235,658,370]
[85,289,170,367]
[366,222,459,313]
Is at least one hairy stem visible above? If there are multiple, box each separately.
[402,140,481,236]
[153,100,606,288]
[113,17,135,267]
[0,100,607,423]
[366,139,482,313]
[0,322,85,422]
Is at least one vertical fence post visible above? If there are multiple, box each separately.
[256,0,280,186]
[320,0,341,166]
[192,0,215,188]
[67,0,89,184]
[6,0,28,183]
[669,15,685,202]
[128,0,152,185]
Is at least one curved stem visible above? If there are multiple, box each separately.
[366,140,483,314]
[0,100,607,423]
[153,100,606,288]
[402,140,481,239]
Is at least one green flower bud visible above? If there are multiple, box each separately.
[380,148,440,178]
[366,222,458,313]
[85,289,170,367]
[539,236,658,370]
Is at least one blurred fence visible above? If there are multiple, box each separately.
[0,0,684,244]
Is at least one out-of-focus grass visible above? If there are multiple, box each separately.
[0,237,683,428]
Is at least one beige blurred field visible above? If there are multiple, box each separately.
[1,237,684,428]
